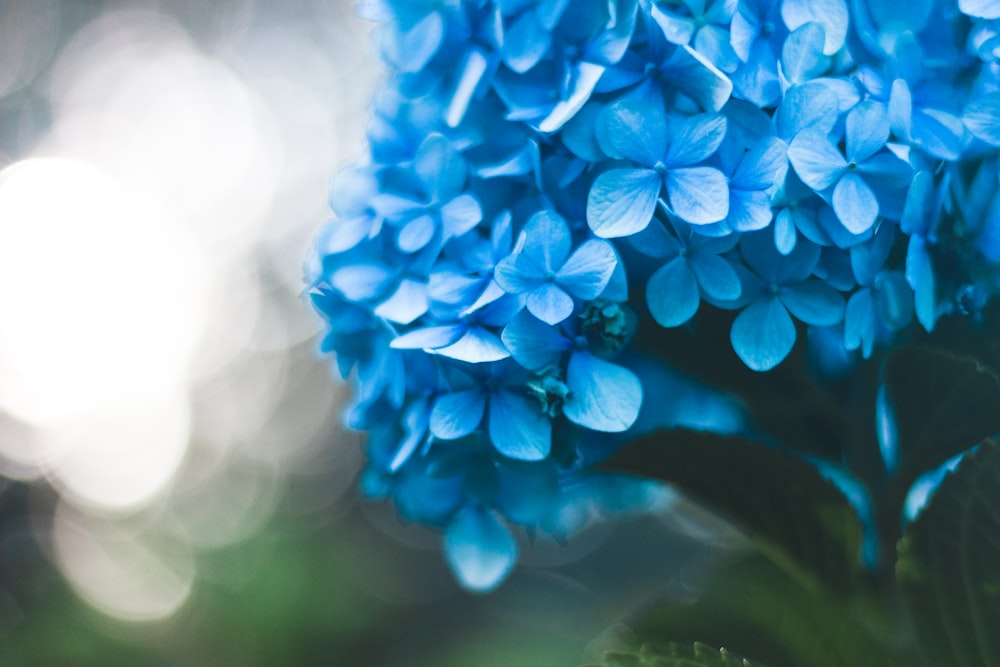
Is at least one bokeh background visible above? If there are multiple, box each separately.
[0,2,729,664]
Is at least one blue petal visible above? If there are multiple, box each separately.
[501,311,571,369]
[563,352,642,432]
[787,129,846,190]
[494,255,544,294]
[730,296,796,371]
[557,239,618,299]
[435,327,511,363]
[391,324,465,349]
[666,167,730,224]
[965,92,1000,146]
[695,24,740,72]
[906,236,937,331]
[661,44,735,111]
[732,136,788,189]
[440,194,483,239]
[648,1,697,43]
[398,214,437,253]
[537,62,605,133]
[781,0,848,55]
[383,12,444,73]
[728,188,774,231]
[415,133,466,201]
[444,507,518,593]
[780,21,828,84]
[521,210,572,273]
[374,279,429,324]
[776,83,840,139]
[846,101,889,163]
[960,0,1000,18]
[774,209,798,254]
[874,271,914,330]
[911,110,965,161]
[844,288,876,355]
[832,172,878,234]
[446,48,490,128]
[646,257,700,327]
[665,113,728,167]
[779,278,845,326]
[587,168,662,237]
[503,12,552,73]
[489,389,551,460]
[331,263,396,301]
[599,97,668,164]
[691,253,743,300]
[526,282,575,325]
[430,389,487,439]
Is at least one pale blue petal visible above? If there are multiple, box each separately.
[494,255,544,294]
[874,271,914,330]
[888,78,913,141]
[563,352,642,432]
[776,83,840,139]
[557,239,618,299]
[440,194,483,238]
[774,209,798,254]
[730,296,796,371]
[489,389,551,460]
[649,1,697,43]
[587,168,662,237]
[666,167,730,224]
[503,12,551,73]
[960,0,1000,18]
[846,101,889,163]
[646,257,700,327]
[691,253,743,300]
[435,327,511,363]
[906,236,937,331]
[780,279,845,326]
[331,263,396,301]
[526,282,575,325]
[446,48,489,128]
[781,0,848,55]
[501,312,572,369]
[398,214,437,252]
[430,389,487,439]
[661,44,735,111]
[521,210,572,272]
[391,324,465,349]
[665,113,728,166]
[374,279,429,324]
[787,129,847,190]
[695,24,740,72]
[911,110,965,161]
[729,188,774,231]
[844,288,875,355]
[444,507,518,593]
[832,172,878,234]
[732,136,788,189]
[781,21,828,84]
[384,12,444,73]
[537,62,605,133]
[963,92,1000,146]
[600,98,668,164]
[415,133,466,200]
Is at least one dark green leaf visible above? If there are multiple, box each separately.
[882,347,1000,482]
[896,439,1000,667]
[590,641,759,666]
[630,556,897,667]
[601,430,863,589]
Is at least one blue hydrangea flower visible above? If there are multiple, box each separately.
[307,0,1000,592]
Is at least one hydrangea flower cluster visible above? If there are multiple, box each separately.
[307,0,1000,591]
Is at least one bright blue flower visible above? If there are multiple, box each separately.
[588,96,729,235]
[787,100,911,234]
[648,0,740,72]
[494,209,618,324]
[630,214,742,327]
[725,231,845,370]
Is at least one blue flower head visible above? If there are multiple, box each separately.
[308,0,1000,591]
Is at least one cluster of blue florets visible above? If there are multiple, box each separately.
[307,0,1000,590]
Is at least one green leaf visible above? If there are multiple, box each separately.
[629,555,897,667]
[882,347,1000,482]
[591,641,760,666]
[601,430,863,589]
[896,439,1000,667]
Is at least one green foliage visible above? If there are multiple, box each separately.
[587,641,758,667]
[896,439,1000,667]
[602,430,863,590]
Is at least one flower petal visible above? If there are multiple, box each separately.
[832,172,878,234]
[444,507,518,593]
[557,239,618,299]
[787,129,847,190]
[587,168,662,237]
[489,389,551,460]
[691,253,743,301]
[646,257,700,327]
[666,167,730,224]
[780,278,845,326]
[430,389,487,439]
[730,296,796,371]
[526,282,575,325]
[781,0,849,55]
[501,311,572,370]
[563,352,643,432]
